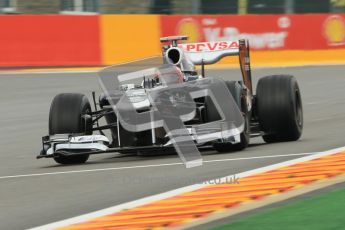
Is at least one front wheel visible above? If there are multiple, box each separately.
[213,113,249,152]
[49,93,92,164]
[207,81,250,153]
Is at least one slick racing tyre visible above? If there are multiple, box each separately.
[49,93,92,164]
[256,75,303,143]
[206,81,250,153]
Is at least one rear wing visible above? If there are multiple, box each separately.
[178,41,239,65]
[179,39,253,93]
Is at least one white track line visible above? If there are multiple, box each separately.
[29,146,345,230]
[0,152,313,180]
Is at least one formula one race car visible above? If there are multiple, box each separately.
[38,36,303,166]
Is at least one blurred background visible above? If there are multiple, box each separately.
[0,0,344,14]
[0,0,344,68]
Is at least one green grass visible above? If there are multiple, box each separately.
[212,186,345,230]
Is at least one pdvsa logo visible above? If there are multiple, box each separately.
[181,41,239,52]
[324,15,345,46]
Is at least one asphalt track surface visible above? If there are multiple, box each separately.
[0,65,345,230]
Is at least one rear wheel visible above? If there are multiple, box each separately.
[207,81,250,153]
[256,75,303,143]
[49,93,92,164]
